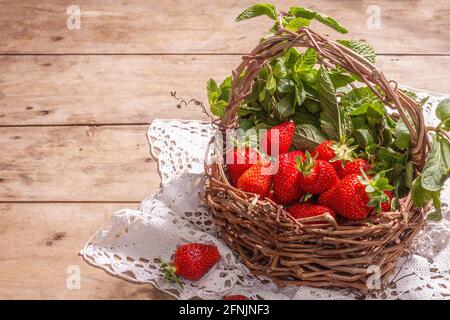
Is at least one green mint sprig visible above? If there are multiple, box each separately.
[411,99,450,221]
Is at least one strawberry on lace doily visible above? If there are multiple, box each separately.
[81,88,450,300]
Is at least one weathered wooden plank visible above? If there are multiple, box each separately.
[0,55,219,125]
[0,0,449,54]
[0,125,159,201]
[0,203,172,299]
[1,55,449,126]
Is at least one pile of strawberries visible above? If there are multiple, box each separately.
[227,121,393,222]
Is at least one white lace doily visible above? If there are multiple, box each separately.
[82,89,450,300]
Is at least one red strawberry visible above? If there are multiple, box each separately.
[223,295,248,300]
[317,180,341,209]
[226,147,259,186]
[161,243,221,283]
[263,121,295,156]
[312,140,356,169]
[312,140,335,163]
[318,174,370,220]
[287,203,336,222]
[336,158,371,179]
[296,153,339,195]
[237,161,273,198]
[381,191,394,212]
[318,174,392,221]
[273,151,306,205]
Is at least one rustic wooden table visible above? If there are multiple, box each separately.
[0,0,449,299]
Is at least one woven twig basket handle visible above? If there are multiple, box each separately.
[221,27,429,169]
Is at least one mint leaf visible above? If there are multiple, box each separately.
[284,48,302,69]
[436,98,450,130]
[405,161,414,189]
[258,88,266,102]
[210,100,227,117]
[412,176,428,208]
[218,76,232,102]
[373,147,408,178]
[265,73,276,93]
[347,99,383,118]
[329,73,356,89]
[421,134,450,192]
[294,48,317,74]
[276,94,295,119]
[342,87,378,113]
[206,78,220,104]
[412,176,443,221]
[273,60,287,78]
[284,17,311,32]
[289,7,348,34]
[436,98,450,121]
[236,4,278,22]
[317,67,341,140]
[304,100,320,113]
[207,78,230,117]
[238,118,255,131]
[349,103,369,116]
[394,119,411,149]
[354,128,375,147]
[293,123,327,151]
[294,82,306,106]
[366,100,385,118]
[337,40,376,64]
[297,69,318,85]
[277,78,295,93]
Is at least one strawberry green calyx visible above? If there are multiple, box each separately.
[357,170,394,212]
[295,151,316,176]
[160,260,183,287]
[329,138,357,166]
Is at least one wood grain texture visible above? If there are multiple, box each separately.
[0,54,221,125]
[0,125,159,201]
[1,55,449,126]
[0,203,172,299]
[1,0,449,54]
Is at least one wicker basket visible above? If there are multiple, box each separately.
[204,27,430,291]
